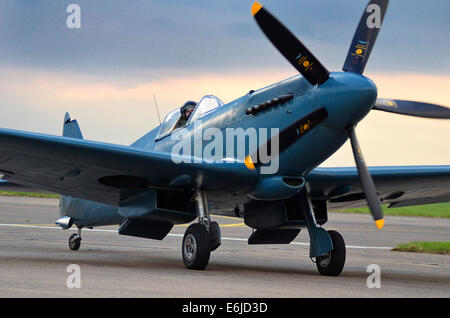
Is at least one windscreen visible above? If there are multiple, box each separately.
[155,109,181,140]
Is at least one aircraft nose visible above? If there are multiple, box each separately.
[323,72,378,128]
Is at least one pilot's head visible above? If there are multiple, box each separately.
[180,101,197,120]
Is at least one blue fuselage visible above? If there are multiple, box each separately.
[61,72,378,227]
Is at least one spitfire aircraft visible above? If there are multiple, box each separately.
[0,0,449,276]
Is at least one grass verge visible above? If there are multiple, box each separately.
[0,191,59,198]
[1,192,449,218]
[332,202,450,218]
[393,241,450,255]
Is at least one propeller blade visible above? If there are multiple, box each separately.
[347,126,384,229]
[343,0,389,74]
[373,98,450,119]
[251,2,329,85]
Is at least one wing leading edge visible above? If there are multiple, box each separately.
[0,128,257,205]
[306,166,450,209]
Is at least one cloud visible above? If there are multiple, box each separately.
[0,66,293,144]
[0,0,448,76]
[0,66,448,166]
[323,73,450,166]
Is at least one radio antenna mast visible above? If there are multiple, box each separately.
[153,93,162,125]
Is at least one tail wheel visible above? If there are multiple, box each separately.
[69,233,81,251]
[182,223,211,270]
[316,230,346,276]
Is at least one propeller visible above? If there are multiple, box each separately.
[373,99,450,119]
[251,1,385,228]
[250,1,448,229]
[341,0,390,228]
[251,2,329,85]
[343,0,390,74]
[347,126,384,228]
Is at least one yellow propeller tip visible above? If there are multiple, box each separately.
[375,219,385,229]
[251,2,263,16]
[244,154,256,170]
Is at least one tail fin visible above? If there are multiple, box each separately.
[59,112,83,223]
[63,112,83,139]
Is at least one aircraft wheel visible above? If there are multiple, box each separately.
[182,223,211,270]
[69,233,81,251]
[209,221,221,252]
[315,230,346,276]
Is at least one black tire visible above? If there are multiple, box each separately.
[69,233,81,251]
[316,230,346,276]
[209,221,221,252]
[182,223,211,270]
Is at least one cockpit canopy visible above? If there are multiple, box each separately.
[187,95,224,123]
[155,95,224,140]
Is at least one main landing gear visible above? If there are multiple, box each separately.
[314,230,346,276]
[299,188,346,276]
[182,190,221,270]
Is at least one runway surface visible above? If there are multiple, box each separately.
[0,196,448,298]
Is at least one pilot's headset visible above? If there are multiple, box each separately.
[180,101,197,116]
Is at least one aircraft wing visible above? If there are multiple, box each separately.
[0,128,256,206]
[306,166,450,209]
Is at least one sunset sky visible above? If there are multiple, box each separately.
[0,0,448,167]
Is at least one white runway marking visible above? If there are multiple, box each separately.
[0,223,393,250]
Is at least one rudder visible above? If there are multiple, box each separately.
[59,112,83,223]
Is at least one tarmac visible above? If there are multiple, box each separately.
[0,196,448,297]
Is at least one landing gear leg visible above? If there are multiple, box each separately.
[299,188,346,276]
[69,228,82,251]
[182,190,220,270]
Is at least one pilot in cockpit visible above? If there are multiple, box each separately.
[175,101,197,129]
